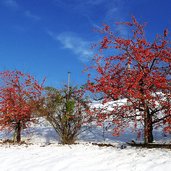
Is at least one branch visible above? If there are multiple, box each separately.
[152,115,170,124]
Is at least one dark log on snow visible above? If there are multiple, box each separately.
[127,142,171,149]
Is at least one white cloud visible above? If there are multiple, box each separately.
[2,0,19,9]
[2,1,41,21]
[54,0,128,36]
[47,31,93,62]
[54,0,106,12]
[54,0,124,17]
[25,10,41,21]
[104,1,129,37]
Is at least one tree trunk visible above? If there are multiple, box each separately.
[13,121,22,143]
[139,79,154,144]
[144,107,153,144]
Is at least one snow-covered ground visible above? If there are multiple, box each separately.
[1,143,171,171]
[0,119,171,171]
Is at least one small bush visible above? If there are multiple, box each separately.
[37,86,91,144]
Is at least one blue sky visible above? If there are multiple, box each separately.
[0,0,170,87]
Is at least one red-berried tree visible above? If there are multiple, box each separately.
[0,70,44,143]
[87,17,171,144]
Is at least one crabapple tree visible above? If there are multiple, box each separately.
[0,70,44,143]
[87,17,171,144]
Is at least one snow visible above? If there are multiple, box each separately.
[91,98,127,111]
[0,143,171,171]
[0,118,171,171]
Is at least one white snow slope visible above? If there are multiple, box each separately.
[1,144,171,171]
[0,119,171,171]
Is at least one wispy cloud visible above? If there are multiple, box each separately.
[54,0,128,36]
[2,0,19,9]
[54,0,105,13]
[47,31,93,62]
[24,10,41,21]
[104,1,129,36]
[54,0,124,17]
[2,1,41,21]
